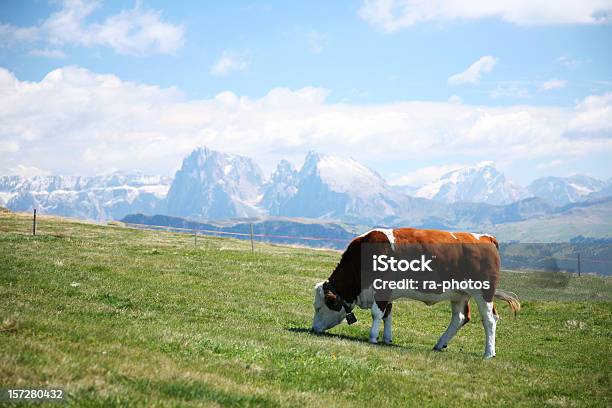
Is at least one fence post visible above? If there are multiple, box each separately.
[32,208,36,236]
[194,230,197,246]
[250,223,254,252]
[577,253,581,277]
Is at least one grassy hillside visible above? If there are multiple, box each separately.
[1,212,610,407]
[491,199,612,242]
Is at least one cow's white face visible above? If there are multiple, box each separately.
[312,282,346,333]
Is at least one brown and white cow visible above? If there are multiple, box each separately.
[312,228,520,358]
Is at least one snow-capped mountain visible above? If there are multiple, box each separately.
[261,160,299,215]
[272,151,406,223]
[0,174,171,220]
[3,147,610,227]
[588,178,612,200]
[164,149,417,223]
[414,162,530,205]
[527,175,607,206]
[165,147,265,219]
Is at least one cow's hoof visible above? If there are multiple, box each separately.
[483,353,496,359]
[432,344,447,352]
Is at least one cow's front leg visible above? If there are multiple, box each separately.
[382,303,393,344]
[369,302,385,343]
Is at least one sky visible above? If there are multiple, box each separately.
[0,0,611,187]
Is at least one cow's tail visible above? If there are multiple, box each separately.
[494,289,521,316]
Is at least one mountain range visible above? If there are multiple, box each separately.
[526,175,608,206]
[1,147,611,241]
[166,147,265,219]
[411,161,530,205]
[0,173,170,221]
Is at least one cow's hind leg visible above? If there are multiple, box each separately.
[473,293,499,359]
[433,298,470,351]
[382,303,393,344]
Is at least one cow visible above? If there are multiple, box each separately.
[312,228,520,358]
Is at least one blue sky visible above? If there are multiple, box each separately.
[0,0,611,186]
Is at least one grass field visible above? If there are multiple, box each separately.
[1,212,611,407]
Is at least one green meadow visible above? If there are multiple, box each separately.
[0,212,610,407]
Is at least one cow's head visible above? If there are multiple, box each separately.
[312,281,347,333]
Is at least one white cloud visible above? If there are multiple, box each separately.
[447,95,462,104]
[210,51,251,77]
[358,0,612,31]
[466,111,542,147]
[342,88,370,102]
[536,159,564,169]
[9,165,50,177]
[0,65,611,177]
[29,48,67,58]
[540,78,567,91]
[308,31,326,54]
[490,81,530,99]
[565,92,612,138]
[0,23,38,44]
[0,0,184,56]
[556,55,582,69]
[448,56,497,85]
[390,164,464,186]
[0,140,19,153]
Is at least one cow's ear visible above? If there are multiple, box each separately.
[324,292,342,311]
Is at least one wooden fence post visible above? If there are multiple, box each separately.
[577,253,581,277]
[250,223,254,252]
[32,208,36,236]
